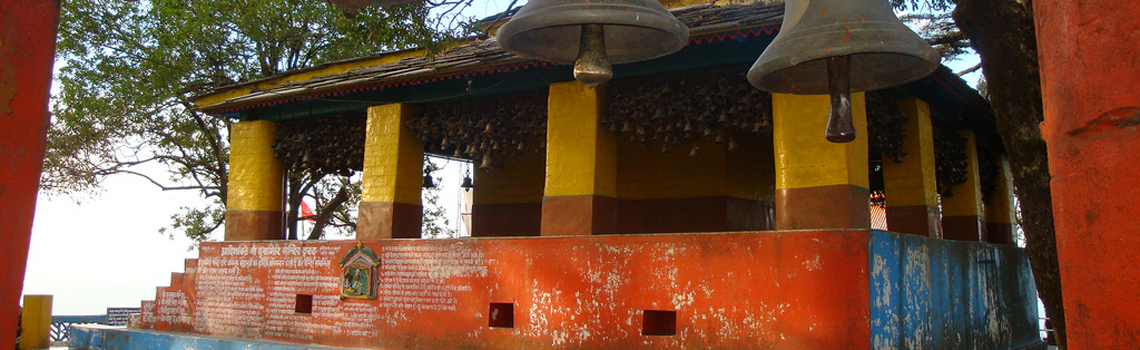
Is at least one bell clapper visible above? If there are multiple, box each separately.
[574,24,613,88]
[825,55,856,143]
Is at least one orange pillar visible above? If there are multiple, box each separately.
[771,93,870,230]
[882,98,942,238]
[984,154,1017,245]
[940,130,985,241]
[0,1,59,346]
[541,81,617,236]
[1036,0,1140,347]
[358,103,424,239]
[225,120,284,240]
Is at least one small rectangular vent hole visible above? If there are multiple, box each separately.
[488,302,514,328]
[295,294,313,314]
[642,310,677,336]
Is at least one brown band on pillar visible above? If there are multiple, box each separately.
[727,197,775,231]
[986,223,1016,245]
[776,184,870,230]
[225,210,283,241]
[943,215,985,242]
[472,202,542,237]
[357,201,422,239]
[614,197,773,234]
[541,195,617,236]
[886,205,942,238]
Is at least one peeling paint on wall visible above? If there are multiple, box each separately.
[131,231,1039,350]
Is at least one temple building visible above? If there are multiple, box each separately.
[72,1,1044,349]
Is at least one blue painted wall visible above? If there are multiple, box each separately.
[869,230,1042,350]
[69,325,356,350]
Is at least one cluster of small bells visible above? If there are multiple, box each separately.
[406,92,548,170]
[976,149,998,203]
[866,91,909,163]
[865,91,1003,203]
[933,122,969,196]
[601,70,773,156]
[272,114,366,177]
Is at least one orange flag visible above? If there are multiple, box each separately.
[300,201,317,222]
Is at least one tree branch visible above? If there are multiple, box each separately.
[306,187,350,240]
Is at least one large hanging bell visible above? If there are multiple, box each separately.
[746,0,939,143]
[747,0,939,93]
[495,0,690,87]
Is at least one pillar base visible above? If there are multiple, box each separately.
[986,223,1016,245]
[540,195,616,236]
[224,210,282,241]
[943,215,985,242]
[886,205,942,238]
[615,197,774,234]
[358,201,422,239]
[472,203,542,237]
[776,185,870,230]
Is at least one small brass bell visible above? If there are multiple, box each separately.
[495,0,689,87]
[747,0,939,143]
[480,154,495,170]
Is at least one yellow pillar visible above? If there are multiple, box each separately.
[358,103,424,239]
[882,98,942,238]
[941,130,985,241]
[19,295,51,350]
[985,154,1018,245]
[225,120,283,241]
[472,152,545,237]
[772,93,870,230]
[541,81,617,236]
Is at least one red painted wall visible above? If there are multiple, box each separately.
[1035,0,1140,347]
[0,0,60,345]
[140,232,871,349]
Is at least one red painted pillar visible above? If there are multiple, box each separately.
[1035,0,1140,348]
[0,0,61,346]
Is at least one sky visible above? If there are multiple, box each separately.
[21,1,981,316]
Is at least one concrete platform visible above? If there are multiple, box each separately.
[68,325,361,350]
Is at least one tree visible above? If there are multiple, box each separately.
[48,0,452,243]
[895,0,1066,347]
[421,157,458,239]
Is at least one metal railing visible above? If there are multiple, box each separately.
[46,308,140,343]
[49,315,106,342]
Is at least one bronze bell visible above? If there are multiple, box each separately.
[480,154,495,170]
[495,0,689,87]
[422,169,436,188]
[461,172,474,191]
[747,0,939,143]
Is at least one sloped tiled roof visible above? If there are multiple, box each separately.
[194,1,785,113]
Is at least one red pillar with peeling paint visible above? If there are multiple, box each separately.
[1035,0,1140,347]
[0,0,61,346]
